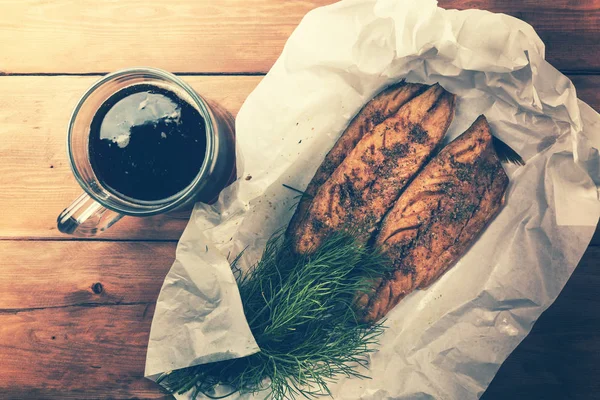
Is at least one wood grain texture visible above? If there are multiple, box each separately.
[0,0,598,74]
[0,0,335,74]
[0,240,174,399]
[0,74,598,241]
[0,241,175,310]
[0,75,261,241]
[0,240,598,399]
[0,304,168,399]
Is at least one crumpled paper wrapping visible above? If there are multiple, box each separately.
[145,0,600,398]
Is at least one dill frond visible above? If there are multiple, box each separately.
[158,231,391,399]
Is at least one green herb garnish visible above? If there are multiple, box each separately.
[157,231,391,399]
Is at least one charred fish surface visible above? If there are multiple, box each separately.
[292,84,456,254]
[287,81,427,238]
[357,115,509,323]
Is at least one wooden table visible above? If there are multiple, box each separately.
[0,1,598,398]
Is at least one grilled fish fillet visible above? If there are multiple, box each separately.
[287,81,427,238]
[356,115,509,323]
[291,84,456,254]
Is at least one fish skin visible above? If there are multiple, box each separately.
[292,84,456,254]
[287,81,427,239]
[357,115,509,323]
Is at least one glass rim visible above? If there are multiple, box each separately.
[66,67,216,216]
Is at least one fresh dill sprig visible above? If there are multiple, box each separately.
[157,231,391,399]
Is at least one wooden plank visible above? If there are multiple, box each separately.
[0,75,261,240]
[0,241,175,310]
[0,74,597,240]
[0,304,168,399]
[0,0,335,74]
[0,241,598,398]
[0,0,598,74]
[0,241,174,398]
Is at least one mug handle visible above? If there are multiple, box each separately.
[57,193,124,235]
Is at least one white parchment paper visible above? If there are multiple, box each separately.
[145,0,600,398]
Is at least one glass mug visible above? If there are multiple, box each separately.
[57,67,236,235]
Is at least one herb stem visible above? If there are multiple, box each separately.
[158,232,391,400]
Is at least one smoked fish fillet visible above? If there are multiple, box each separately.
[287,81,427,238]
[356,115,509,323]
[291,84,456,254]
